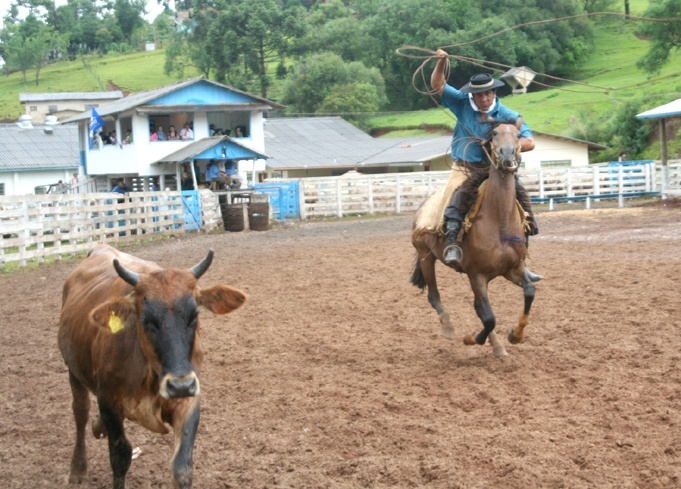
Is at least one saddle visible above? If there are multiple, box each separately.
[413,168,530,241]
[458,179,531,241]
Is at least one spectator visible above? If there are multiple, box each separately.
[123,129,133,144]
[150,128,158,141]
[206,160,228,189]
[151,179,160,191]
[234,126,243,138]
[618,152,627,162]
[157,126,166,141]
[108,131,117,145]
[112,179,128,194]
[180,122,194,140]
[181,171,194,191]
[167,125,180,140]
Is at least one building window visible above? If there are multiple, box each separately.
[48,105,58,114]
[541,160,571,168]
[0,183,5,195]
[29,106,38,112]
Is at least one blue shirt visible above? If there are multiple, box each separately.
[441,84,533,164]
[206,163,221,180]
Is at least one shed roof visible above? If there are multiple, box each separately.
[264,117,389,169]
[636,98,681,120]
[0,123,79,172]
[263,117,606,170]
[63,77,284,123]
[20,91,123,102]
[154,136,267,164]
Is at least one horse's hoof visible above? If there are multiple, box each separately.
[493,346,509,357]
[463,333,476,345]
[508,329,523,344]
[440,327,455,340]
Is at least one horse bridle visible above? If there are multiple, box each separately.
[482,126,521,177]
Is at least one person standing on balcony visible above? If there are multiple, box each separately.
[180,122,194,140]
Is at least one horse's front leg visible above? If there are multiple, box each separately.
[508,268,536,344]
[463,274,506,356]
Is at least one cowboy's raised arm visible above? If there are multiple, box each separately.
[430,49,449,96]
[520,137,535,152]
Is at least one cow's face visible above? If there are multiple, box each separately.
[89,250,246,399]
[139,282,202,399]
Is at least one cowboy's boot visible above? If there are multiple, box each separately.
[516,180,538,236]
[443,219,463,267]
[523,237,542,282]
[443,187,466,267]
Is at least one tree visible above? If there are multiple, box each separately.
[636,0,681,74]
[281,52,386,115]
[114,0,146,43]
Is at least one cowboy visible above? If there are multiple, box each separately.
[430,48,538,267]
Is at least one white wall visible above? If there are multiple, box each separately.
[0,169,75,196]
[522,135,590,169]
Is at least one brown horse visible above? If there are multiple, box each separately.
[410,119,540,357]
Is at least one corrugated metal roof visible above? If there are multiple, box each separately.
[636,98,681,120]
[0,123,79,171]
[264,117,609,170]
[63,77,284,123]
[264,117,449,170]
[20,91,123,102]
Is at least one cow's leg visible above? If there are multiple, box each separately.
[98,401,132,489]
[463,274,499,351]
[508,268,537,344]
[170,397,201,489]
[68,371,89,483]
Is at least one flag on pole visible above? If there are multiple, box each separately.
[89,107,105,149]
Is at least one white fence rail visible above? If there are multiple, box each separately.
[298,162,681,219]
[0,190,222,267]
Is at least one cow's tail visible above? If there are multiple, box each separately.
[409,254,427,291]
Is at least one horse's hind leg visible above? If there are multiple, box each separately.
[508,268,537,344]
[463,274,506,356]
[413,252,455,339]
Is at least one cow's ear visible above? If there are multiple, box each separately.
[90,298,137,334]
[198,285,247,315]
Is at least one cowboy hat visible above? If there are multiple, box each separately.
[459,73,505,93]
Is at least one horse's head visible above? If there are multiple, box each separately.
[484,118,522,174]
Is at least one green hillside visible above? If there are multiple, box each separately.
[366,2,681,148]
[1,0,679,159]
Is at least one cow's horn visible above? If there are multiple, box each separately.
[190,249,214,279]
[113,259,140,286]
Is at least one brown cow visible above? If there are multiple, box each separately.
[58,243,246,489]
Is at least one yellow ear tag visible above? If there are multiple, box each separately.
[109,311,125,334]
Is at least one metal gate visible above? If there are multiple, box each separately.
[253,182,300,220]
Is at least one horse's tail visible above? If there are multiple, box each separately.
[409,254,427,291]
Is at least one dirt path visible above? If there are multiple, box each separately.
[1,201,680,488]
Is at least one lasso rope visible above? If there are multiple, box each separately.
[397,11,681,100]
[397,11,681,169]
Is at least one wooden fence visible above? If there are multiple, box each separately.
[0,190,222,267]
[298,161,681,219]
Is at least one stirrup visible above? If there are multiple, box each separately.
[444,243,463,266]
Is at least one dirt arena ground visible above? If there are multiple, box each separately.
[1,199,680,489]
